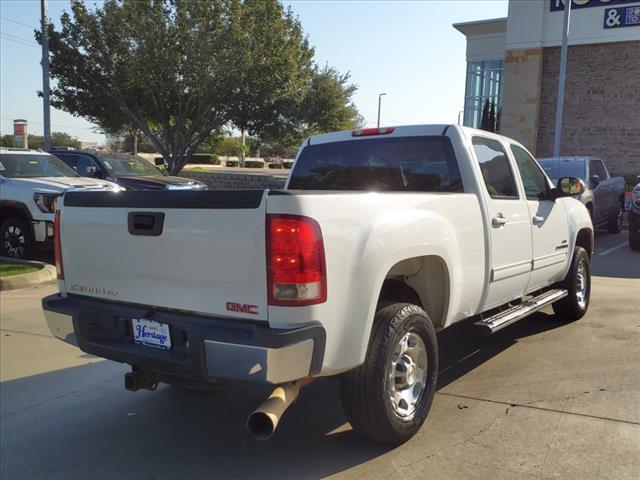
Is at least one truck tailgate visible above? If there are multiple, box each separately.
[59,190,269,321]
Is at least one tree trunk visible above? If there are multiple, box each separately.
[131,128,138,155]
[240,129,246,168]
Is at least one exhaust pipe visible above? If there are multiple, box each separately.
[247,378,313,440]
[124,367,159,392]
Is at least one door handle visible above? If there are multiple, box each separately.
[491,214,506,228]
[533,215,545,226]
[128,212,165,236]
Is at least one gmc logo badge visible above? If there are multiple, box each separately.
[226,302,258,315]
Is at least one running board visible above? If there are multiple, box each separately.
[474,289,568,333]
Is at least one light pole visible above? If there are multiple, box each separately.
[377,93,387,128]
[552,0,572,157]
[41,0,51,151]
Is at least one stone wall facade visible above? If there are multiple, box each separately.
[536,41,640,176]
[500,47,544,154]
[180,170,287,190]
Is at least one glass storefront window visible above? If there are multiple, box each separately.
[463,59,504,130]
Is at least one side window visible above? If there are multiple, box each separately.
[589,160,607,180]
[54,154,77,169]
[472,137,518,199]
[510,145,549,200]
[75,155,99,176]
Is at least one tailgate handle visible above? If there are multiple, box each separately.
[128,212,165,236]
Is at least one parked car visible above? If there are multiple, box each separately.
[43,125,593,445]
[0,148,121,259]
[538,156,626,233]
[628,177,640,251]
[49,149,206,191]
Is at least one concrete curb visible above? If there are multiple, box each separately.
[0,257,56,291]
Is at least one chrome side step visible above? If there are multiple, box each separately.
[474,288,568,333]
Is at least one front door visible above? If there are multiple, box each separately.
[472,137,532,310]
[510,144,569,291]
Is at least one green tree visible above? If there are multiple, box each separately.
[27,135,44,150]
[51,132,81,149]
[224,0,314,166]
[217,136,245,160]
[302,66,362,134]
[259,66,363,155]
[40,0,233,174]
[1,135,14,147]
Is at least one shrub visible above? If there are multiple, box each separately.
[283,161,294,169]
[244,160,264,168]
[268,163,284,169]
[189,153,220,165]
[226,160,239,167]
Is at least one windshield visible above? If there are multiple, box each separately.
[98,154,164,177]
[0,153,78,178]
[288,136,463,192]
[538,159,586,181]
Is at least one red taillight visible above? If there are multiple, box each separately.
[267,214,326,306]
[352,127,395,137]
[54,209,64,280]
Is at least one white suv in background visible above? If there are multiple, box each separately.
[0,148,122,259]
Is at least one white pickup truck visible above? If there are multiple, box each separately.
[43,125,593,444]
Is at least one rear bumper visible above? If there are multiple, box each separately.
[42,294,325,384]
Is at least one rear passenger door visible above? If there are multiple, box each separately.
[510,144,569,291]
[589,159,610,223]
[472,137,532,309]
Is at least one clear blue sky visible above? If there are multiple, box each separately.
[0,0,508,144]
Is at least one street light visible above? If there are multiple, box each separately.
[377,93,387,128]
[553,0,572,157]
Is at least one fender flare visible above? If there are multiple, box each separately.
[0,200,34,222]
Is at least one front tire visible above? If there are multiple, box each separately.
[606,200,624,234]
[340,303,438,445]
[0,217,33,260]
[552,246,591,321]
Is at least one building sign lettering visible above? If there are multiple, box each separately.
[551,0,638,12]
[603,3,640,27]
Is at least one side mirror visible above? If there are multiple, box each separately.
[555,177,585,197]
[589,174,600,188]
[85,166,101,178]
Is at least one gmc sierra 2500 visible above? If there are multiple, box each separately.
[43,125,593,444]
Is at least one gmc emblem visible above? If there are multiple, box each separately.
[226,302,258,315]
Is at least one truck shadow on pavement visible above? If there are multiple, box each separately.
[0,312,564,480]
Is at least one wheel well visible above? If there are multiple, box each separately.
[0,205,31,224]
[378,255,449,329]
[576,228,593,259]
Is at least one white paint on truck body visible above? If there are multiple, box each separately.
[54,124,593,377]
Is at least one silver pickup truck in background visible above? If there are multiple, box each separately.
[538,156,626,233]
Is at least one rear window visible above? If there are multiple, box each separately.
[538,159,586,181]
[288,136,463,192]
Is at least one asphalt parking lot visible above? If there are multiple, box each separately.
[1,232,638,480]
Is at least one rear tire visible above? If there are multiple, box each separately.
[552,246,591,321]
[340,303,438,445]
[1,217,33,260]
[606,200,624,234]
